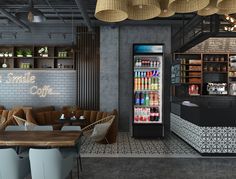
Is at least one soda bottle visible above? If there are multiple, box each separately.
[145,92,149,106]
[144,78,148,90]
[141,77,144,90]
[135,92,140,105]
[140,92,144,105]
[155,108,159,121]
[150,108,154,121]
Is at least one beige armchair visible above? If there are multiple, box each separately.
[82,115,115,144]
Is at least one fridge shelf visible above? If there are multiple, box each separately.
[134,105,159,108]
[134,67,160,70]
[134,90,159,92]
[134,121,162,124]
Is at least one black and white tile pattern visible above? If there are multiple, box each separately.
[171,113,236,154]
[80,132,199,158]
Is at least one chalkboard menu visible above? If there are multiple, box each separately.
[186,38,236,53]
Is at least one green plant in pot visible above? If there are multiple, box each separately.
[25,49,32,57]
[16,50,24,57]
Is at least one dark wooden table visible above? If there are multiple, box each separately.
[0,131,82,147]
[58,118,88,126]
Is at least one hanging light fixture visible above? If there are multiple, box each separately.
[128,0,161,20]
[95,0,128,22]
[197,0,218,16]
[15,0,46,23]
[158,0,175,18]
[224,14,236,32]
[217,0,236,15]
[169,0,210,13]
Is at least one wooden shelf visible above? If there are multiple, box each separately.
[181,64,201,66]
[182,76,201,78]
[203,61,228,63]
[0,45,75,70]
[181,70,202,72]
[203,71,227,73]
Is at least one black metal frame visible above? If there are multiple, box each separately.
[132,43,165,138]
[172,14,236,53]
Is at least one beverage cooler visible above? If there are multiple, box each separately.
[132,44,164,138]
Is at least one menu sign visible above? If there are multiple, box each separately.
[186,38,236,53]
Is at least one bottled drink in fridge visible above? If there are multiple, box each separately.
[135,92,140,105]
[145,92,149,106]
[140,92,144,105]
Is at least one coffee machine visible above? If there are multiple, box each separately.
[207,83,228,95]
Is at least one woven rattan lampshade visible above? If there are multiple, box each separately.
[169,0,210,13]
[95,0,128,22]
[217,0,236,15]
[128,0,161,20]
[158,0,175,17]
[197,0,218,16]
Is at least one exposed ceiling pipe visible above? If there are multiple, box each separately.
[0,8,30,32]
[43,0,66,23]
[74,0,93,32]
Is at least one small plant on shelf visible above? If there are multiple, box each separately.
[16,50,24,57]
[25,49,32,57]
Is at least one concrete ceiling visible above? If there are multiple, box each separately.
[0,0,196,31]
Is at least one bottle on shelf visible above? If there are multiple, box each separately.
[135,92,140,105]
[145,92,149,106]
[140,92,144,105]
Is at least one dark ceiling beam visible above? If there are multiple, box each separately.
[43,0,66,23]
[0,8,30,32]
[74,0,93,31]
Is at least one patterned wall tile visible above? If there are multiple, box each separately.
[171,113,236,154]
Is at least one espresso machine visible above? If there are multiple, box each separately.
[207,83,228,95]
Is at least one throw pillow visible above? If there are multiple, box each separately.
[90,121,112,142]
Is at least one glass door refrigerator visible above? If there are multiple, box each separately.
[132,44,164,138]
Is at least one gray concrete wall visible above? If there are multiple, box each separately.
[100,26,119,112]
[100,25,172,133]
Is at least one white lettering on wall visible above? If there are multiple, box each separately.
[30,85,60,97]
[5,72,35,84]
[0,72,60,98]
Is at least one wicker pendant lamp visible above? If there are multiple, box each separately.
[169,0,210,13]
[158,0,175,17]
[197,0,218,16]
[95,0,128,22]
[217,0,236,15]
[128,0,161,20]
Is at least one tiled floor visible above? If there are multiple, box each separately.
[80,132,200,158]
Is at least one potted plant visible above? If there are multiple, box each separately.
[25,49,32,57]
[8,52,13,57]
[16,50,23,57]
[4,52,8,57]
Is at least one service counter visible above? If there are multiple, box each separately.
[171,99,236,155]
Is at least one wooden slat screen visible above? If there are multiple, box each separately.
[77,27,100,110]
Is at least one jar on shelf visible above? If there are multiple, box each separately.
[215,57,219,62]
[204,66,208,71]
[221,65,227,72]
[220,57,225,62]
[217,66,221,71]
[208,66,214,71]
[209,57,214,62]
